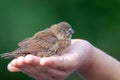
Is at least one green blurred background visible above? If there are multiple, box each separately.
[0,0,120,80]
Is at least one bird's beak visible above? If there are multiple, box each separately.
[68,28,75,34]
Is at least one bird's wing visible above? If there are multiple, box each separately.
[18,37,33,48]
[35,32,59,51]
[34,34,59,57]
[33,29,59,50]
[18,29,59,52]
[18,29,51,48]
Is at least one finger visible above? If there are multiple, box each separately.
[7,59,20,72]
[16,56,25,67]
[15,55,40,78]
[14,55,40,71]
[28,65,65,80]
[9,56,39,79]
[40,56,74,71]
[24,55,40,64]
[40,57,54,66]
[21,55,44,73]
[20,65,55,80]
[46,67,67,80]
[15,55,54,80]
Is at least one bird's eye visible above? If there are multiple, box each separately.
[61,28,66,32]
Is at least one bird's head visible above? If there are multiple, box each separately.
[50,22,74,40]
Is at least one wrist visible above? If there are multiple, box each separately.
[76,40,94,75]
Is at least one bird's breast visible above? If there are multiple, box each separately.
[59,40,71,49]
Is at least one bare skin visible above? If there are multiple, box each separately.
[7,39,120,80]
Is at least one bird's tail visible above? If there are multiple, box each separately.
[0,53,15,59]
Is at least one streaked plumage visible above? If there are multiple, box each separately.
[0,22,74,59]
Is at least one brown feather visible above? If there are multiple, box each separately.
[0,22,74,59]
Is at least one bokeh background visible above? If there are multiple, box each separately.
[0,0,120,80]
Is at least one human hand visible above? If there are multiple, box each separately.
[8,39,94,80]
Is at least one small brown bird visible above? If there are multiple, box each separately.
[0,22,74,59]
